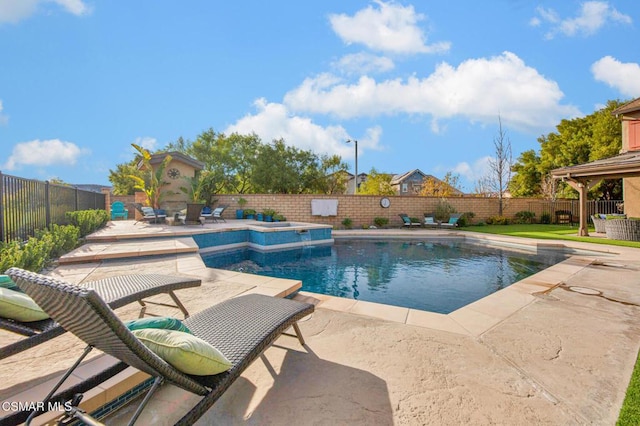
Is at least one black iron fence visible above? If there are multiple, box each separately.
[0,172,106,243]
[526,199,624,224]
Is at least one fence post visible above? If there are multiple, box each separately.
[0,171,4,243]
[45,180,51,228]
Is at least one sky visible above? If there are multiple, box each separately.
[1,0,640,192]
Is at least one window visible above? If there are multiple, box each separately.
[629,121,640,151]
[402,183,408,193]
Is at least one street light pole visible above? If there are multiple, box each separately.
[347,139,358,193]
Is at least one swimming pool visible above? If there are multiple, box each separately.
[202,239,568,314]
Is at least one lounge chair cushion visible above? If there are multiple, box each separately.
[0,275,21,292]
[125,316,191,334]
[132,328,232,375]
[0,288,49,322]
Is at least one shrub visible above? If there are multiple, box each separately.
[485,215,510,225]
[374,217,389,228]
[341,218,353,229]
[540,212,552,224]
[435,199,456,222]
[0,224,80,273]
[514,210,536,224]
[456,212,475,227]
[65,209,109,237]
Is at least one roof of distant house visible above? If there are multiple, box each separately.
[612,97,640,115]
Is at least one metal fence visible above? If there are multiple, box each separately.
[0,172,106,243]
[526,199,624,224]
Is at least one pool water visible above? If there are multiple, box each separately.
[202,239,567,314]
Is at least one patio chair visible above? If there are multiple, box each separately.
[399,213,421,228]
[440,213,461,228]
[110,201,129,220]
[182,203,205,226]
[423,213,439,228]
[200,206,214,222]
[8,267,314,426]
[0,273,201,361]
[133,203,167,224]
[211,205,227,223]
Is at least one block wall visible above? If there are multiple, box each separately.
[210,194,557,228]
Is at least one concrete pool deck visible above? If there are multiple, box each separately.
[2,220,640,425]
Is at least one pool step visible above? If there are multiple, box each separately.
[58,237,199,264]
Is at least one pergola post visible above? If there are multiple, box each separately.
[563,177,601,236]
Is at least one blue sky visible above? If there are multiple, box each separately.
[1,1,639,192]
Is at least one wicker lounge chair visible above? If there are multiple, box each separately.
[8,267,314,426]
[1,273,201,361]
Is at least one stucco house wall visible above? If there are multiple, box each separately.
[621,107,640,217]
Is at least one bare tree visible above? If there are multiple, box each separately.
[476,116,513,215]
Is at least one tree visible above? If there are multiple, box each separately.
[508,150,541,197]
[358,168,395,195]
[251,139,343,194]
[477,116,512,215]
[510,99,624,199]
[419,172,462,197]
[109,161,143,195]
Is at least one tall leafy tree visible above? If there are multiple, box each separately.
[510,99,624,199]
[109,161,143,195]
[358,168,395,195]
[419,172,462,197]
[508,150,541,197]
[128,144,172,209]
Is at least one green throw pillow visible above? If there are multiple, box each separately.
[0,275,22,292]
[0,287,49,322]
[132,328,232,376]
[125,316,191,334]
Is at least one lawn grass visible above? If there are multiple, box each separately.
[463,223,640,424]
[464,224,640,248]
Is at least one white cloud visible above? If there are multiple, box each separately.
[284,51,580,132]
[0,100,8,125]
[532,1,631,39]
[451,156,492,183]
[592,56,640,98]
[224,98,383,160]
[52,0,89,16]
[3,139,87,170]
[329,0,450,54]
[333,52,395,75]
[0,0,89,24]
[132,136,158,152]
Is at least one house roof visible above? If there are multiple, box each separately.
[148,152,204,170]
[612,97,640,116]
[550,151,640,181]
[390,169,427,184]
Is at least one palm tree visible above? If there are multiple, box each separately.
[128,144,172,209]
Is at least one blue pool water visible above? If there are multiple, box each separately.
[201,239,567,314]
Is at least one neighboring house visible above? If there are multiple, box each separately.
[613,97,640,217]
[345,172,368,194]
[390,169,463,196]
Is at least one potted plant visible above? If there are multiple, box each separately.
[262,208,277,222]
[244,209,256,220]
[236,197,247,219]
[256,212,264,221]
[273,214,286,222]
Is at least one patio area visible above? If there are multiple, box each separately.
[2,220,640,425]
